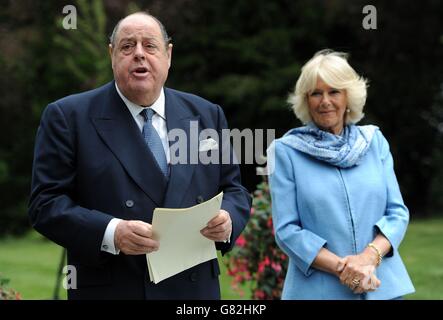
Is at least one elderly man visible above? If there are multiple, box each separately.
[29,12,251,300]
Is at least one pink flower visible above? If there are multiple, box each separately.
[227,267,237,276]
[238,261,248,272]
[254,290,265,300]
[258,261,265,273]
[258,256,271,273]
[271,262,282,273]
[235,234,246,247]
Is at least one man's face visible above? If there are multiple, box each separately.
[110,14,172,106]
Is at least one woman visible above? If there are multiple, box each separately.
[267,50,415,299]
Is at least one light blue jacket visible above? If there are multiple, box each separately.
[268,128,415,299]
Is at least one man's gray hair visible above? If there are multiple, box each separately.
[109,12,171,47]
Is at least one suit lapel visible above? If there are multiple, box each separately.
[163,88,200,208]
[90,82,167,206]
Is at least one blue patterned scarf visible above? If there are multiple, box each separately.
[280,123,378,168]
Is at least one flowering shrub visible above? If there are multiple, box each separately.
[224,179,288,299]
[0,274,21,300]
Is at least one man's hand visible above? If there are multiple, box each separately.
[114,220,159,255]
[200,209,232,242]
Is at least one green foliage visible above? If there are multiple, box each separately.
[0,161,8,184]
[0,0,443,237]
[224,178,287,299]
[0,274,21,300]
[0,0,112,236]
[53,0,112,90]
[167,0,443,216]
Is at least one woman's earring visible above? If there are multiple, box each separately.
[346,108,350,113]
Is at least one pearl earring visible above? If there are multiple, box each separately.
[346,108,350,113]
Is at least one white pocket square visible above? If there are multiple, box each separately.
[198,138,219,152]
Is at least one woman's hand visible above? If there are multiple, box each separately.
[352,269,381,293]
[337,251,380,293]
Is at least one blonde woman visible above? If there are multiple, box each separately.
[267,50,414,299]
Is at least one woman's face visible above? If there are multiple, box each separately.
[307,78,348,135]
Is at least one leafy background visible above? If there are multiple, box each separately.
[0,0,442,299]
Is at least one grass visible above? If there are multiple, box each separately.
[399,217,443,299]
[0,218,442,300]
[0,230,246,300]
[0,231,67,300]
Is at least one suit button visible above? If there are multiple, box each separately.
[196,196,204,204]
[189,272,198,282]
[125,200,134,208]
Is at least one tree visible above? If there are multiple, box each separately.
[0,0,113,236]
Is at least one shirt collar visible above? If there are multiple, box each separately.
[114,82,166,120]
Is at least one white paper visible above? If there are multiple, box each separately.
[146,192,223,284]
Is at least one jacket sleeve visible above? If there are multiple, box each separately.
[374,131,410,257]
[214,105,252,254]
[28,103,114,266]
[268,141,327,277]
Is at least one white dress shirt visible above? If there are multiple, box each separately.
[101,84,169,255]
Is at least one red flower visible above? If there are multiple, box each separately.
[254,290,265,299]
[223,179,288,300]
[258,261,266,274]
[235,234,246,247]
[235,274,244,283]
[267,217,273,228]
[227,267,237,276]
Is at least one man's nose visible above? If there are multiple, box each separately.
[134,43,145,59]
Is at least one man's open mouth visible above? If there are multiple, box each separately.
[133,67,149,75]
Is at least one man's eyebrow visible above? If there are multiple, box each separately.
[117,37,135,45]
[118,36,159,44]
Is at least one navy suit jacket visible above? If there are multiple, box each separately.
[28,81,251,299]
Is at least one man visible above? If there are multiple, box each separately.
[28,12,251,299]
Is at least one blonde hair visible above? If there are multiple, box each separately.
[288,49,368,124]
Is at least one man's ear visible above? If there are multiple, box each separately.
[167,43,173,68]
[108,44,113,57]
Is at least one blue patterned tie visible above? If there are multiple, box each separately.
[140,108,169,177]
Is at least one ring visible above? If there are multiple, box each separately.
[352,278,360,287]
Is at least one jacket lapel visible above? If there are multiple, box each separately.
[163,88,200,208]
[90,82,167,206]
